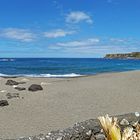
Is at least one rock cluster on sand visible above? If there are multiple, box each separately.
[5,80,43,92]
[28,84,43,92]
[5,79,43,92]
[0,79,42,107]
[0,79,44,106]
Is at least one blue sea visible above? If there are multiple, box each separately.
[0,58,140,77]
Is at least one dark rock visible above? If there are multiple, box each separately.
[0,100,9,107]
[15,87,26,91]
[2,76,17,78]
[28,84,43,92]
[6,80,19,86]
[6,93,19,99]
[18,82,26,84]
[5,80,26,86]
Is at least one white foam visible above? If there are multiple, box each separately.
[0,73,82,78]
[0,58,15,62]
[0,73,8,76]
[24,73,82,78]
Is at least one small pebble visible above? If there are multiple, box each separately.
[86,130,92,136]
[131,121,138,127]
[48,133,52,136]
[13,85,18,88]
[95,134,105,140]
[120,119,129,125]
[135,112,140,117]
[56,137,63,140]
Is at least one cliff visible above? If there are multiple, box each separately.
[105,52,140,59]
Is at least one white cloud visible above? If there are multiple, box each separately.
[0,28,35,42]
[66,11,93,24]
[48,38,100,55]
[110,38,125,42]
[56,38,100,47]
[44,29,75,38]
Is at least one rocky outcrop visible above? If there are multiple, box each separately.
[104,52,140,59]
[4,112,140,140]
[28,84,43,91]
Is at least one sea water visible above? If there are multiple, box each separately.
[0,58,140,77]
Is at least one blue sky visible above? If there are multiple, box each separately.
[0,0,140,58]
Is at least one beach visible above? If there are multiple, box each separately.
[0,70,140,139]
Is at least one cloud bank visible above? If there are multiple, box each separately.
[56,38,99,47]
[48,37,140,56]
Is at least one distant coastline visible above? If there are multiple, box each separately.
[104,52,140,59]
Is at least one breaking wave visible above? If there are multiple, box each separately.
[0,73,82,78]
[0,59,15,62]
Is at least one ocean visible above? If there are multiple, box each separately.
[0,58,140,77]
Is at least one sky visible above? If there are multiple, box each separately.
[0,0,140,58]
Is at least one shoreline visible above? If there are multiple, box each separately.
[0,70,140,79]
[1,69,140,79]
[0,70,140,138]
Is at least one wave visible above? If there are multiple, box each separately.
[0,73,9,76]
[0,73,82,78]
[0,59,15,62]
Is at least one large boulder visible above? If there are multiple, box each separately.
[6,80,19,86]
[28,84,43,92]
[0,100,9,107]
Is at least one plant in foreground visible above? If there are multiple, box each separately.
[98,114,140,140]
